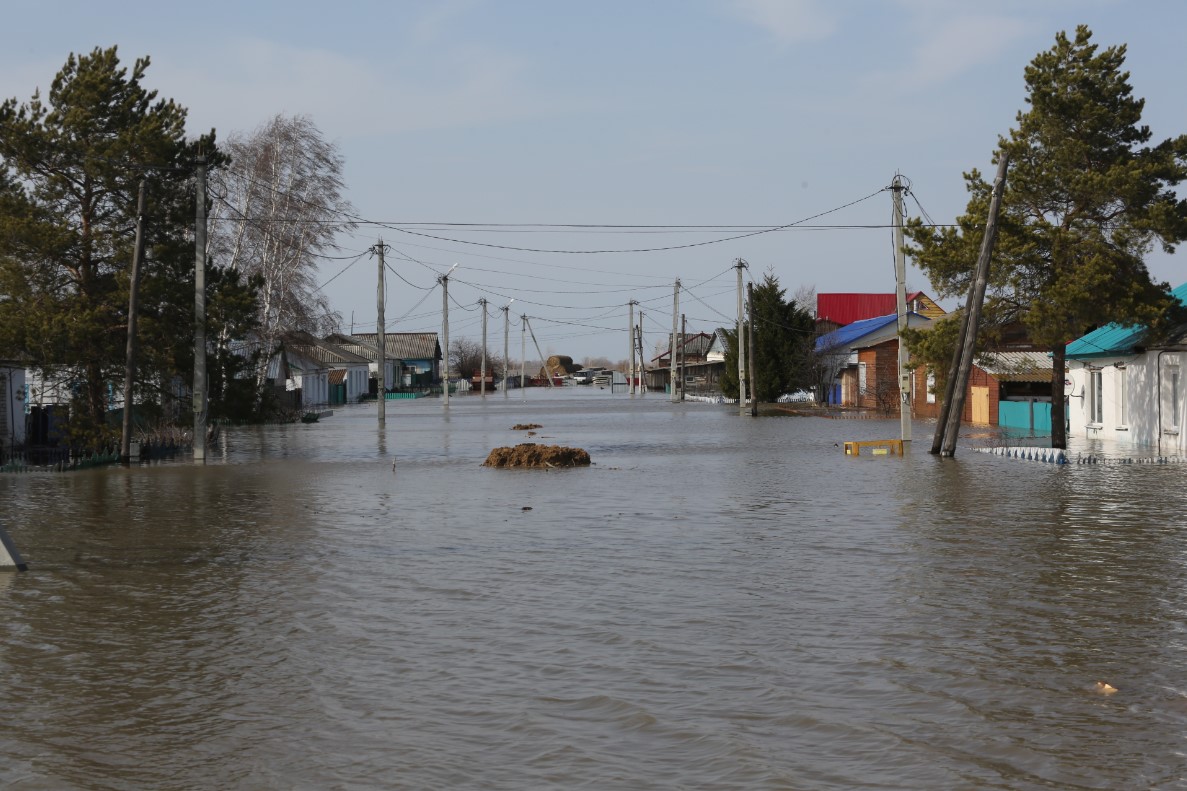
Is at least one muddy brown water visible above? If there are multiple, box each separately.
[3,389,1186,789]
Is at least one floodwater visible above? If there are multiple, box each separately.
[3,389,1187,790]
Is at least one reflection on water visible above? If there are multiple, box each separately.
[3,390,1187,789]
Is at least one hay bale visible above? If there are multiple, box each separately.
[541,355,580,378]
[483,443,591,468]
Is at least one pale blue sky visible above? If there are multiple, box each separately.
[4,1,1185,359]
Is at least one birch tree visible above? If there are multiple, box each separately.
[208,114,355,387]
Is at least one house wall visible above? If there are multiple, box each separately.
[1067,352,1186,452]
[856,342,901,411]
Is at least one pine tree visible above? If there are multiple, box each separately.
[906,26,1187,448]
[0,47,245,447]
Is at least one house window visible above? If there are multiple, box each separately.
[1089,369,1103,425]
[1172,367,1182,430]
[858,362,867,395]
[1116,367,1128,427]
[926,371,936,404]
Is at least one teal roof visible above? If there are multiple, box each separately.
[1065,282,1187,359]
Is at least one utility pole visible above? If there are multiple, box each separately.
[120,178,148,462]
[193,157,208,462]
[375,239,388,427]
[637,310,645,394]
[628,300,637,395]
[939,153,1010,458]
[748,282,758,417]
[670,279,680,403]
[502,300,514,399]
[892,174,912,444]
[735,259,747,413]
[440,264,457,407]
[680,313,687,402]
[520,314,527,399]
[479,297,488,396]
[526,317,555,388]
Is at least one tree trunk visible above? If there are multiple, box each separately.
[1051,344,1067,449]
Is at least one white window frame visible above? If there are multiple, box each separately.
[1172,367,1182,430]
[1116,366,1128,429]
[858,362,867,395]
[1089,369,1103,426]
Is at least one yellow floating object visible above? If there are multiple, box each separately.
[843,440,904,456]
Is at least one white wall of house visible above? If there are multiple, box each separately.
[1068,351,1186,452]
[344,363,368,402]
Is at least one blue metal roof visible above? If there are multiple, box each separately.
[815,313,899,352]
[1065,281,1187,359]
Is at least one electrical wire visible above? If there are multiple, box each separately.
[376,187,891,254]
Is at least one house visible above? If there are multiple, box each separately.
[1064,281,1187,453]
[815,292,945,333]
[911,350,1053,429]
[815,313,933,407]
[647,332,718,392]
[329,332,442,392]
[282,332,370,404]
[269,344,329,410]
[1,361,27,458]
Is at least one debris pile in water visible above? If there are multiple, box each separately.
[512,423,543,430]
[483,443,591,468]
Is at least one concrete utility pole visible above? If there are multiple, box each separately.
[892,174,912,444]
[440,264,457,407]
[628,300,637,395]
[670,279,680,403]
[939,153,1010,458]
[748,282,758,417]
[520,314,527,400]
[479,297,488,396]
[736,259,747,413]
[193,158,208,462]
[120,178,148,462]
[376,239,387,427]
[502,300,514,399]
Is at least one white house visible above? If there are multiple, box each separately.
[1065,282,1187,454]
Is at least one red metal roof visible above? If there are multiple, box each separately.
[816,292,922,326]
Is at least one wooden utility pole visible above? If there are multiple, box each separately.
[670,279,680,403]
[526,317,555,388]
[637,311,645,394]
[503,300,513,399]
[940,153,1010,458]
[120,178,148,462]
[680,313,687,401]
[736,259,747,413]
[891,174,912,444]
[628,300,636,395]
[193,158,208,462]
[440,265,456,406]
[479,297,488,396]
[748,281,757,417]
[376,239,387,427]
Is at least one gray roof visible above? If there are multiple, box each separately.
[328,332,441,361]
[283,331,371,366]
[979,351,1052,382]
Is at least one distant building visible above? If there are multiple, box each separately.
[815,292,944,334]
